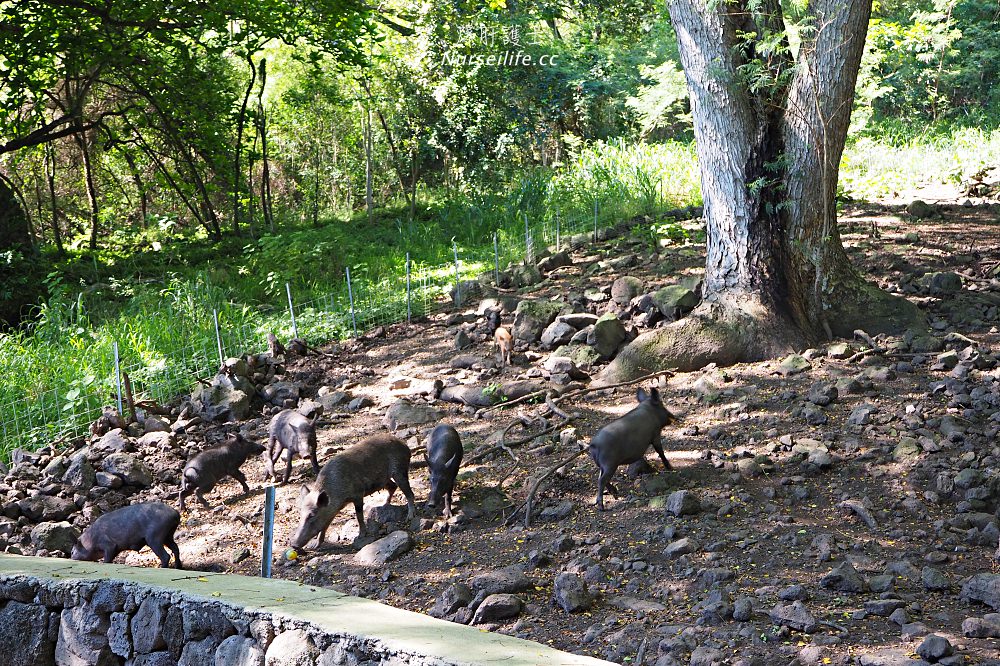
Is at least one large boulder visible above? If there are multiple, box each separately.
[512,300,567,343]
[0,601,56,666]
[30,521,80,554]
[55,604,113,666]
[354,530,414,566]
[651,285,699,319]
[611,276,644,306]
[102,453,153,487]
[18,495,76,522]
[191,373,255,422]
[540,321,576,349]
[587,313,627,360]
[383,401,442,431]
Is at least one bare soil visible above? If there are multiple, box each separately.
[119,191,1000,665]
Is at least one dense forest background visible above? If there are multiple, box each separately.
[0,0,998,450]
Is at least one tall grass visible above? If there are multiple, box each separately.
[0,140,702,457]
[841,126,1000,200]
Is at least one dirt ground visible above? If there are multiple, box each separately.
[116,187,1000,666]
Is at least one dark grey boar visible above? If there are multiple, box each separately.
[178,434,266,511]
[71,502,182,569]
[265,409,319,484]
[426,424,463,518]
[290,433,415,550]
[588,387,676,510]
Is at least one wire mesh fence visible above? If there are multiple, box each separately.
[0,191,684,455]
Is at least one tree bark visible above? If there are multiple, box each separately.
[44,142,65,254]
[232,51,259,235]
[599,0,923,382]
[73,120,101,251]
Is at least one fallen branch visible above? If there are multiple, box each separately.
[466,417,567,464]
[505,447,586,528]
[545,391,578,420]
[552,369,675,406]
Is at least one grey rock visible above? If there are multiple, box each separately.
[665,490,700,516]
[611,276,643,306]
[131,597,168,654]
[509,264,542,289]
[538,501,574,521]
[264,629,318,666]
[664,537,700,559]
[859,649,930,666]
[471,594,523,624]
[540,322,576,349]
[961,613,1000,638]
[820,560,866,593]
[961,573,1000,610]
[471,566,533,595]
[847,404,879,426]
[137,431,175,450]
[108,612,130,659]
[95,429,131,452]
[768,601,818,632]
[778,584,809,601]
[353,530,413,566]
[651,285,699,319]
[0,601,54,666]
[62,451,96,493]
[921,566,950,591]
[733,597,754,622]
[923,272,963,295]
[454,329,472,350]
[512,300,565,343]
[30,521,80,554]
[215,635,264,666]
[18,495,76,522]
[383,401,442,431]
[131,652,175,666]
[556,313,599,329]
[778,354,812,377]
[347,396,374,411]
[431,583,473,618]
[907,200,936,218]
[864,599,906,617]
[179,636,219,666]
[607,596,666,613]
[552,572,592,613]
[689,646,724,666]
[807,382,838,406]
[916,634,953,661]
[102,452,153,486]
[537,251,572,273]
[586,313,626,360]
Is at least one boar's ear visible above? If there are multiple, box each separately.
[316,491,330,508]
[298,485,311,501]
[445,454,458,468]
[648,387,662,403]
[636,387,649,402]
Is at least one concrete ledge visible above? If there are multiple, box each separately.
[0,553,612,665]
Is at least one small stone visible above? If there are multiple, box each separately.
[353,530,413,566]
[665,490,700,516]
[921,566,950,591]
[552,572,592,613]
[778,354,812,377]
[471,594,523,624]
[916,634,953,661]
[664,537,700,559]
[820,561,866,593]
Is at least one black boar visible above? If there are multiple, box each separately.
[178,434,266,511]
[71,502,182,569]
[290,434,415,550]
[426,424,463,519]
[265,409,319,484]
[588,387,676,510]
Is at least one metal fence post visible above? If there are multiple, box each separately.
[452,241,461,307]
[493,232,500,285]
[285,282,299,339]
[346,266,358,337]
[113,341,123,415]
[261,485,275,578]
[556,209,561,252]
[406,252,412,324]
[212,309,225,367]
[593,199,599,243]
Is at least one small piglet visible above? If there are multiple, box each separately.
[71,502,182,569]
[426,424,463,519]
[588,387,676,510]
[290,433,415,550]
[178,434,266,511]
[487,309,513,368]
[265,409,319,484]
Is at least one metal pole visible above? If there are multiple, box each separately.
[524,211,530,263]
[261,486,275,578]
[113,341,123,415]
[285,282,299,339]
[452,241,461,307]
[213,309,225,366]
[406,252,412,324]
[493,232,500,285]
[346,266,357,337]
[593,199,599,243]
[556,210,561,252]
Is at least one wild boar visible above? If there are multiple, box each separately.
[487,309,513,368]
[178,434,266,511]
[265,409,319,484]
[588,387,676,510]
[426,424,463,519]
[290,434,415,550]
[71,502,182,569]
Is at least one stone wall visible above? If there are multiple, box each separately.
[0,554,611,666]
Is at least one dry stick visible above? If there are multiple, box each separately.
[508,447,586,528]
[552,368,676,406]
[545,391,578,420]
[466,418,567,464]
[122,371,137,423]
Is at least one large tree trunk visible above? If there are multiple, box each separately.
[73,121,101,251]
[600,0,923,382]
[0,175,31,253]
